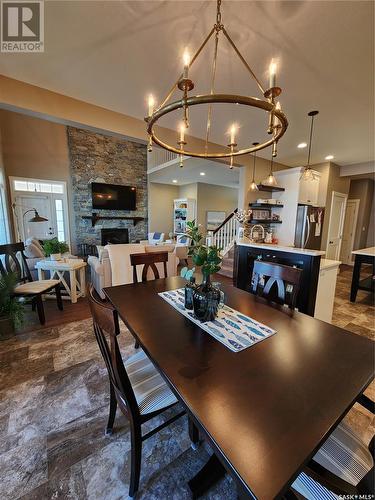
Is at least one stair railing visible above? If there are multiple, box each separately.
[208,209,239,256]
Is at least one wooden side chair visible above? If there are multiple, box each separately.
[130,251,168,349]
[87,285,188,499]
[0,243,62,325]
[251,260,302,309]
[130,251,168,284]
[289,395,374,498]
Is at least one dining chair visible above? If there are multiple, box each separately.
[88,285,190,498]
[130,251,169,349]
[0,242,63,325]
[130,251,168,284]
[289,394,374,499]
[251,260,302,309]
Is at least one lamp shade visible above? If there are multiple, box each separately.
[28,210,48,223]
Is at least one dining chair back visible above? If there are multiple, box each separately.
[252,260,302,309]
[0,242,62,324]
[0,242,32,284]
[130,251,168,283]
[88,285,185,498]
[88,286,141,420]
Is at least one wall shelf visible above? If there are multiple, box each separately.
[82,213,144,227]
[256,184,285,192]
[249,203,284,208]
[249,219,282,224]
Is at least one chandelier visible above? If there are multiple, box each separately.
[145,0,288,168]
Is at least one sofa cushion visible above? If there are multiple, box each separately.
[145,244,175,254]
[24,242,44,259]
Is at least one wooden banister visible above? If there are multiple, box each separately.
[213,208,238,235]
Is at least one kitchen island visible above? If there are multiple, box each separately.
[234,239,326,316]
[350,247,375,302]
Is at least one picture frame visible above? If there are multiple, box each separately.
[206,211,226,231]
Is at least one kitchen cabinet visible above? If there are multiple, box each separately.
[272,167,322,246]
[314,259,341,322]
[298,177,320,205]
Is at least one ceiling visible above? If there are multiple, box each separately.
[149,157,240,188]
[0,1,373,167]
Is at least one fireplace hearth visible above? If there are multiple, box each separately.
[101,228,129,245]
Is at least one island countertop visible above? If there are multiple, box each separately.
[352,247,375,257]
[236,238,326,257]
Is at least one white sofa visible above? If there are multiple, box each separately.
[88,243,178,299]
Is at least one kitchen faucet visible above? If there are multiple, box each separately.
[249,224,265,242]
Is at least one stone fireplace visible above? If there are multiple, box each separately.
[67,126,148,251]
[101,228,129,245]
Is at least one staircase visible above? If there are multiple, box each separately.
[210,209,239,279]
[217,247,235,278]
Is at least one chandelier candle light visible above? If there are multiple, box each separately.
[145,0,288,169]
[249,142,260,191]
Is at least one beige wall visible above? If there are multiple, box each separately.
[148,182,179,236]
[0,109,73,241]
[320,162,351,250]
[149,181,238,235]
[238,156,287,209]
[178,183,198,202]
[0,110,70,181]
[196,183,238,232]
[349,179,374,250]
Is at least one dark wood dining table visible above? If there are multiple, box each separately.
[104,276,374,499]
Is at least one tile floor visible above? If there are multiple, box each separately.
[0,266,373,500]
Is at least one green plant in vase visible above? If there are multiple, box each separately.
[42,238,69,260]
[0,272,24,340]
[183,220,223,321]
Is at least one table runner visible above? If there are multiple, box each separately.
[159,288,276,352]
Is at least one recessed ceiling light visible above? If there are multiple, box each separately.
[297,142,307,149]
[200,172,206,176]
[172,179,178,183]
[325,155,334,160]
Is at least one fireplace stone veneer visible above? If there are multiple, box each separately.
[68,126,148,251]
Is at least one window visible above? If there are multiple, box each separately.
[0,185,9,244]
[55,199,65,241]
[14,180,64,194]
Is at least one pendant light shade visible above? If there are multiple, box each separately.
[300,110,319,181]
[249,142,259,191]
[263,155,277,186]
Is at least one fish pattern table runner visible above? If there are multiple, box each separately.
[159,288,276,352]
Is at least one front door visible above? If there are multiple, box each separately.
[340,200,359,265]
[14,194,55,241]
[10,177,70,245]
[326,191,347,260]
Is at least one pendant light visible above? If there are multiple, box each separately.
[262,155,277,186]
[249,142,259,191]
[300,110,319,181]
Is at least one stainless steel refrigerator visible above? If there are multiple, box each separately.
[294,205,325,250]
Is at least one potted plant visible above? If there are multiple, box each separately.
[183,220,222,322]
[0,272,24,340]
[42,238,69,261]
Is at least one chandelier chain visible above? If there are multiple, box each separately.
[205,30,220,153]
[307,114,315,167]
[216,0,222,28]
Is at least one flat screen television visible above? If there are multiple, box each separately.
[91,182,136,211]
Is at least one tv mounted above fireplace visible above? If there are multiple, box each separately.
[91,182,136,211]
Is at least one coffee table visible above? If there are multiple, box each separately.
[35,259,87,303]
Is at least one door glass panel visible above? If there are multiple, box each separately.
[55,199,65,241]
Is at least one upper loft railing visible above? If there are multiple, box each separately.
[147,146,179,171]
